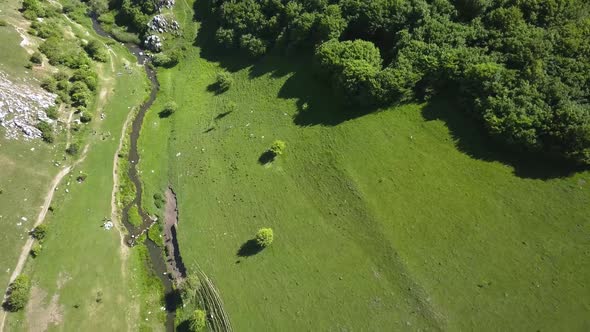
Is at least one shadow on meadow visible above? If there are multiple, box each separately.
[192,0,587,179]
[236,239,263,257]
[422,98,588,180]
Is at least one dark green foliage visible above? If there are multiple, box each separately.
[30,51,43,64]
[152,49,182,68]
[71,67,98,91]
[215,71,233,91]
[84,40,108,62]
[204,0,590,164]
[70,81,92,107]
[120,0,158,33]
[239,34,267,57]
[30,243,42,258]
[30,224,48,240]
[153,193,165,209]
[36,121,54,143]
[4,275,31,312]
[45,106,58,120]
[215,27,235,48]
[80,111,93,123]
[66,143,80,155]
[30,20,61,39]
[39,37,91,69]
[255,228,274,248]
[159,101,178,118]
[0,19,7,26]
[88,0,108,15]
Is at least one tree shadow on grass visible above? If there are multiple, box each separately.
[192,0,375,127]
[422,97,588,180]
[258,151,275,165]
[237,239,263,257]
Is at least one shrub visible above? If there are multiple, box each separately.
[30,224,48,240]
[0,19,7,26]
[189,309,207,331]
[127,205,142,227]
[66,143,80,155]
[36,121,54,143]
[4,275,31,312]
[269,140,286,156]
[153,193,165,209]
[71,67,98,91]
[80,111,93,123]
[30,243,42,258]
[84,40,108,62]
[70,82,92,107]
[159,101,178,118]
[255,228,274,248]
[152,51,180,68]
[216,71,233,91]
[30,51,43,64]
[44,106,58,119]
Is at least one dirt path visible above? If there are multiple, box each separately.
[0,145,89,332]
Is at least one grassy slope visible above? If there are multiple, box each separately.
[138,2,590,331]
[0,0,62,291]
[2,13,164,330]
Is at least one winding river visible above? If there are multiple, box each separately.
[90,17,183,331]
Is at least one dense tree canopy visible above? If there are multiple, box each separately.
[204,0,590,164]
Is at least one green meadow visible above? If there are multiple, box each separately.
[136,1,590,330]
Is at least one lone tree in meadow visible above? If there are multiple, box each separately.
[255,228,274,248]
[270,140,286,157]
[160,101,178,118]
[216,71,233,92]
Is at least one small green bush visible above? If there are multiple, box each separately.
[30,51,43,64]
[255,228,274,248]
[159,101,178,118]
[0,19,7,26]
[269,140,286,156]
[30,243,42,258]
[65,143,79,155]
[80,111,93,123]
[216,71,233,91]
[36,121,54,143]
[84,40,108,62]
[4,275,31,312]
[30,224,48,240]
[189,309,207,331]
[44,106,58,119]
[153,193,165,209]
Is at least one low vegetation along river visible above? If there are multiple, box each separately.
[90,17,185,331]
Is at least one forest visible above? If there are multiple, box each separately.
[189,0,590,165]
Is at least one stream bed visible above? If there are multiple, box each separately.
[91,17,185,332]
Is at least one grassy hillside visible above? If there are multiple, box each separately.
[138,2,590,330]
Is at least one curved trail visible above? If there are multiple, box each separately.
[0,145,89,332]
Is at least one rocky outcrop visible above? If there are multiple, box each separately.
[143,34,163,52]
[0,72,56,140]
